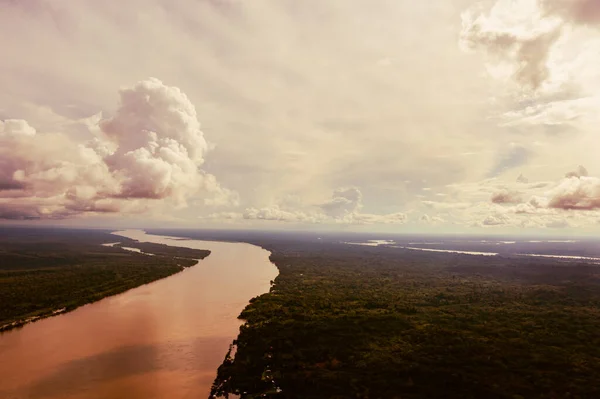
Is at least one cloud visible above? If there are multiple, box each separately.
[545,219,571,228]
[484,166,600,212]
[344,212,407,225]
[0,0,521,226]
[565,165,588,178]
[422,200,472,210]
[0,119,36,191]
[461,0,600,92]
[542,0,600,25]
[430,170,600,229]
[243,206,313,223]
[517,173,529,183]
[2,0,600,230]
[482,213,511,226]
[491,189,523,204]
[0,78,235,219]
[510,198,552,214]
[100,78,211,202]
[204,212,243,220]
[0,119,36,137]
[460,2,563,90]
[320,187,362,218]
[319,187,407,225]
[547,175,600,210]
[211,187,407,225]
[420,214,445,224]
[0,120,121,220]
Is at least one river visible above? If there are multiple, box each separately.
[0,230,278,399]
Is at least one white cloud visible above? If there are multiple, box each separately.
[319,188,407,225]
[547,176,600,210]
[206,187,407,226]
[420,214,446,224]
[419,166,600,230]
[0,0,509,227]
[460,0,600,92]
[0,78,235,219]
[342,212,408,225]
[460,0,562,91]
[482,213,511,226]
[0,119,36,137]
[320,187,363,218]
[243,206,314,223]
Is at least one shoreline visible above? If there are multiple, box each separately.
[0,259,194,333]
[0,234,210,334]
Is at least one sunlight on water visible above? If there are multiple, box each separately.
[0,230,278,399]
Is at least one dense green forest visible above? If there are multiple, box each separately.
[210,242,600,399]
[0,228,210,331]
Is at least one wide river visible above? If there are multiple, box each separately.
[0,230,278,399]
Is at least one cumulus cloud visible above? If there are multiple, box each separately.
[547,175,600,210]
[0,119,36,137]
[420,214,445,224]
[345,212,407,225]
[0,119,122,219]
[3,0,599,230]
[463,200,577,229]
[482,213,511,226]
[207,187,407,226]
[491,189,523,204]
[2,0,529,227]
[0,119,36,191]
[565,165,588,178]
[510,197,551,214]
[430,169,600,229]
[0,78,235,219]
[99,78,215,202]
[243,206,315,223]
[320,187,362,218]
[484,166,600,213]
[319,187,407,225]
[236,207,408,225]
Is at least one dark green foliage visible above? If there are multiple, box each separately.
[0,228,209,331]
[211,243,600,399]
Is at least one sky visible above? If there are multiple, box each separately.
[1,0,600,235]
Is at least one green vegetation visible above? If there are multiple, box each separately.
[0,228,209,331]
[211,243,600,399]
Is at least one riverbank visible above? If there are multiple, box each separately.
[0,228,210,332]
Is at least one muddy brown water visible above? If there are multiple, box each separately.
[0,230,278,399]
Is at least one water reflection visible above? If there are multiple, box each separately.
[0,230,277,399]
[20,337,233,399]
